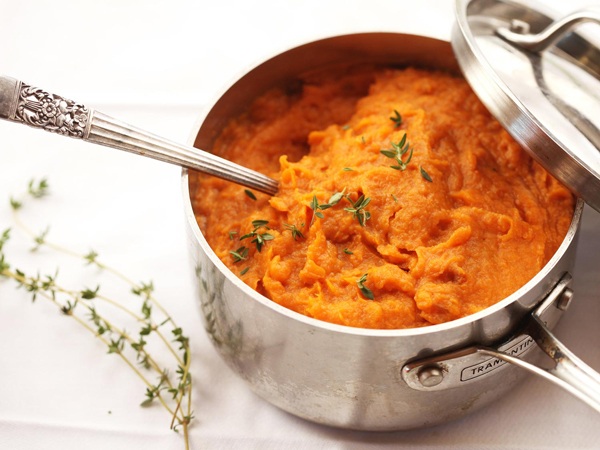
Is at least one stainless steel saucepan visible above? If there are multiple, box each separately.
[3,0,600,430]
[183,0,600,430]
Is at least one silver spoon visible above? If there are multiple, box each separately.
[0,76,279,196]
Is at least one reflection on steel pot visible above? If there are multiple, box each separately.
[182,26,598,430]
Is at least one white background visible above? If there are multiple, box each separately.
[1,0,600,449]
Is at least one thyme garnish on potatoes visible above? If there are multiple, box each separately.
[381,133,413,171]
[230,246,249,262]
[356,273,374,300]
[420,166,433,182]
[240,220,274,252]
[390,109,403,128]
[244,189,257,200]
[344,194,372,227]
[1,179,193,449]
[308,189,347,226]
[309,196,327,225]
[283,223,305,241]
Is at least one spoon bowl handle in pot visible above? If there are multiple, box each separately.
[0,76,279,196]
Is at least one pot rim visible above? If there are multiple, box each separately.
[181,30,585,338]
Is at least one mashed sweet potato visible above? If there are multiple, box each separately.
[191,66,574,329]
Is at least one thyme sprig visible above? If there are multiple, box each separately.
[0,228,9,251]
[28,178,49,198]
[230,246,249,263]
[2,179,193,449]
[343,194,372,227]
[309,195,326,225]
[240,220,274,252]
[10,197,22,210]
[357,273,374,300]
[283,223,305,241]
[32,226,50,252]
[390,109,403,128]
[380,133,414,171]
[308,189,346,226]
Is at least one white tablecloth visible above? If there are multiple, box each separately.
[1,1,600,448]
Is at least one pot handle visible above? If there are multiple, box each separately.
[497,8,600,53]
[0,76,279,195]
[479,310,600,413]
[402,274,600,413]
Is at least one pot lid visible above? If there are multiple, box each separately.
[452,0,600,211]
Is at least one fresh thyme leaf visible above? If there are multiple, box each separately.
[343,248,353,255]
[28,178,49,198]
[61,299,77,315]
[131,281,154,297]
[310,195,319,213]
[244,189,257,200]
[405,146,414,163]
[228,231,237,240]
[396,134,407,152]
[240,267,250,275]
[250,232,274,252]
[10,197,22,210]
[381,133,414,171]
[390,110,402,128]
[230,246,249,263]
[380,150,397,158]
[342,125,351,130]
[0,254,9,273]
[309,195,329,225]
[141,300,152,319]
[420,166,433,182]
[81,285,100,300]
[141,384,162,406]
[327,188,347,207]
[240,220,273,252]
[283,223,305,241]
[32,226,50,252]
[251,220,270,229]
[343,194,372,227]
[361,136,366,144]
[356,273,374,300]
[343,168,355,172]
[107,336,125,354]
[391,194,398,203]
[0,228,10,252]
[84,250,98,265]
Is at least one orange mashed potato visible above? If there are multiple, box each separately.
[191,66,574,329]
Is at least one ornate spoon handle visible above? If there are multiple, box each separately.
[0,76,279,196]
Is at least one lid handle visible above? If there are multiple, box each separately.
[497,8,600,53]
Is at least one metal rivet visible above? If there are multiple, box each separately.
[509,19,531,35]
[557,287,574,312]
[418,366,444,387]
